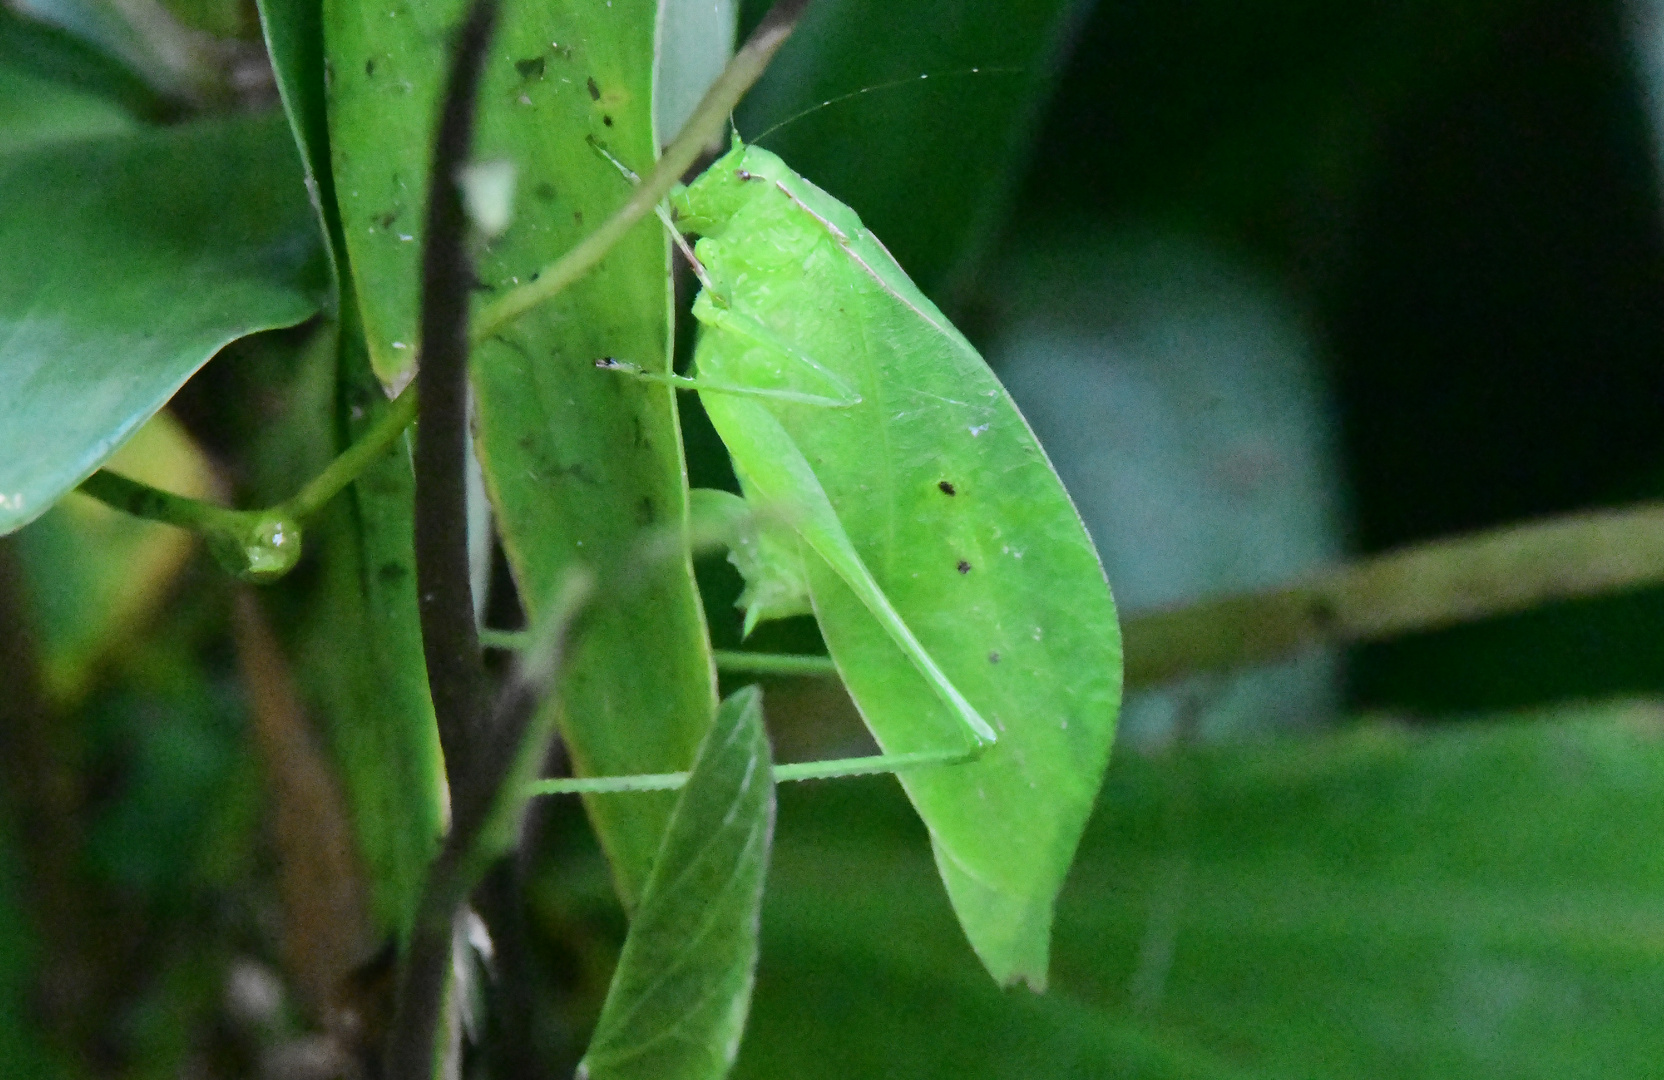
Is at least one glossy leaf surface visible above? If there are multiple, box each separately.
[0,113,321,534]
[683,143,1121,987]
[327,0,719,904]
[580,685,774,1080]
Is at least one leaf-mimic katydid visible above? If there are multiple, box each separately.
[604,136,1122,989]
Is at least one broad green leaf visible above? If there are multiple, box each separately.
[0,49,133,148]
[736,0,1082,299]
[580,685,774,1080]
[0,112,322,535]
[738,705,1664,1079]
[326,0,719,904]
[0,8,165,121]
[13,411,212,703]
[683,143,1121,988]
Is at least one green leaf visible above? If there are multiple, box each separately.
[580,685,775,1080]
[254,0,341,289]
[13,411,212,703]
[220,318,445,943]
[736,0,1082,299]
[739,705,1664,1078]
[251,0,442,940]
[0,8,165,122]
[326,0,719,905]
[0,48,134,149]
[0,112,322,534]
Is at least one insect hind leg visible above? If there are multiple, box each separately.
[687,294,862,407]
[594,357,857,408]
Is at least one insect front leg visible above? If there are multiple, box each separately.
[595,292,862,409]
[593,356,858,408]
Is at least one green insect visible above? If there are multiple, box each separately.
[600,137,1123,989]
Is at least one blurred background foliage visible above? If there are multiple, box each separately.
[5,0,1664,1075]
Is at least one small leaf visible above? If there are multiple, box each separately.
[580,686,775,1080]
[0,113,322,534]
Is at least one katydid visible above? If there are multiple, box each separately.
[592,137,1123,989]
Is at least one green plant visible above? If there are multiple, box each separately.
[1,0,1120,1074]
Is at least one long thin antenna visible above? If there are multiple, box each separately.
[751,66,1022,145]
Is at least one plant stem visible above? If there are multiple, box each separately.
[527,745,976,795]
[713,649,838,676]
[1123,501,1664,687]
[471,0,811,340]
[282,384,419,520]
[78,468,234,532]
[74,381,416,549]
[385,0,500,1073]
[484,632,840,679]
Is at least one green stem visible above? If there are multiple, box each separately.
[78,470,302,581]
[486,630,839,678]
[484,634,840,679]
[77,469,230,531]
[281,385,418,520]
[526,745,976,796]
[713,649,838,676]
[471,0,811,340]
[478,628,531,651]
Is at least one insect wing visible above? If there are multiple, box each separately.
[686,146,1122,988]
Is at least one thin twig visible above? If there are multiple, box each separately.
[385,0,500,1073]
[471,0,811,339]
[1123,501,1664,687]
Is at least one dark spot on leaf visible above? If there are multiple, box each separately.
[364,58,376,76]
[586,76,601,100]
[573,210,583,224]
[938,480,956,495]
[534,181,556,201]
[602,114,613,127]
[957,560,972,574]
[515,56,545,79]
[638,496,656,526]
[379,562,407,583]
[374,211,397,229]
[988,651,1001,664]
